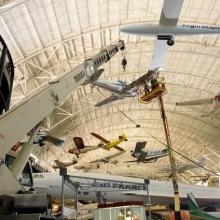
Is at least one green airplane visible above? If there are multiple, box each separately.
[188,193,220,220]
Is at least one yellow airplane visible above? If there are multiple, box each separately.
[90,132,127,152]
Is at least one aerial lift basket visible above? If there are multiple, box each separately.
[139,78,166,104]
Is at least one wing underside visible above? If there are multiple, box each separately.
[90,132,110,144]
[113,145,125,152]
[149,0,184,70]
[95,95,122,107]
[90,151,125,163]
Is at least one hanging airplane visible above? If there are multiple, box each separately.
[188,193,220,220]
[90,132,127,152]
[158,157,206,178]
[191,174,211,185]
[89,150,124,164]
[33,131,65,147]
[125,141,169,163]
[68,136,104,158]
[52,159,78,169]
[176,91,220,118]
[93,67,161,106]
[68,133,126,158]
[33,171,220,210]
[120,0,220,71]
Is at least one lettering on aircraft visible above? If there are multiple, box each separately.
[74,70,86,83]
[182,24,220,30]
[91,182,143,190]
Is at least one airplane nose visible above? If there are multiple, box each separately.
[120,24,145,34]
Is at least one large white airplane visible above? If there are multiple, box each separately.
[120,0,220,71]
[93,67,161,106]
[176,91,220,118]
[33,171,220,209]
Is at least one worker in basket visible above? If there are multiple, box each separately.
[151,78,158,90]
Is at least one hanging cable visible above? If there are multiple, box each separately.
[94,82,219,177]
[95,87,140,127]
[143,129,220,177]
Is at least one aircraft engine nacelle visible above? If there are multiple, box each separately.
[157,35,174,46]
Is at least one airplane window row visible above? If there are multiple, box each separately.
[93,47,118,67]
[94,55,106,66]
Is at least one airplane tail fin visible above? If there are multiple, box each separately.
[187,193,199,211]
[46,135,65,146]
[134,141,147,154]
[73,137,85,149]
[54,160,63,168]
[119,133,128,141]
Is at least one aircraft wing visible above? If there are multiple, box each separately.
[54,160,63,168]
[46,135,65,146]
[90,132,110,144]
[177,164,189,173]
[113,145,125,152]
[176,98,213,106]
[53,159,78,168]
[122,67,161,91]
[149,0,184,70]
[159,0,184,26]
[150,39,170,70]
[90,150,125,163]
[95,95,122,107]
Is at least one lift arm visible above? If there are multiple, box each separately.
[0,40,125,157]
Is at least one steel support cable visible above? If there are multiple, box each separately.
[95,88,220,177]
[95,87,140,127]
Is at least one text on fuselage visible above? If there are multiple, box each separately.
[74,70,86,83]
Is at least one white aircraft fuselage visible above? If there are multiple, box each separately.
[33,172,220,208]
[120,24,220,36]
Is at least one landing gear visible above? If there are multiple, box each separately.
[157,35,175,46]
[167,38,174,46]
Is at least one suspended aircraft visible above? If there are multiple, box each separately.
[33,131,65,147]
[191,174,211,185]
[176,91,220,118]
[68,136,103,158]
[120,0,220,72]
[188,193,220,220]
[52,159,78,169]
[158,157,206,178]
[93,67,161,106]
[90,132,127,152]
[125,141,169,163]
[33,171,220,210]
[68,132,126,158]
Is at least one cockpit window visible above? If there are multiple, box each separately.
[5,154,33,187]
[18,162,33,187]
[5,154,16,169]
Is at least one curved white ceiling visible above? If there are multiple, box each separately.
[1,0,220,183]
